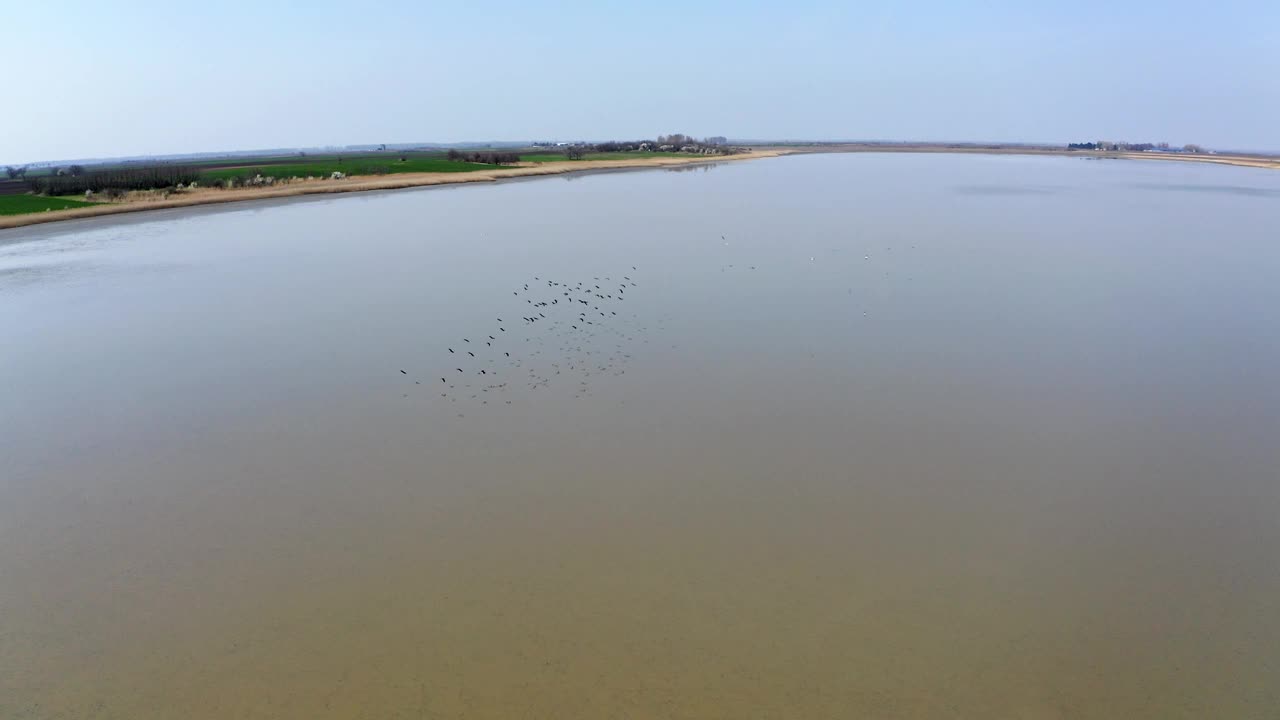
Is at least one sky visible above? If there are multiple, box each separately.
[4,0,1277,163]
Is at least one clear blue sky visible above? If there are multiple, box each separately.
[4,0,1277,163]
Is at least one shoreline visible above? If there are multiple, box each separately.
[3,144,1276,232]
[0,151,784,232]
[780,143,1280,170]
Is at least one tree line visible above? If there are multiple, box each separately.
[1068,141,1203,153]
[27,165,202,196]
[445,150,520,164]
[526,135,741,159]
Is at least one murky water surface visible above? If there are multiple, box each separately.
[2,154,1278,718]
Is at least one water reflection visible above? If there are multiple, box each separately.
[664,161,720,173]
[1129,182,1280,197]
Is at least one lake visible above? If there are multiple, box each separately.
[2,152,1278,719]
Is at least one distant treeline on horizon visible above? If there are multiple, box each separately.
[1068,141,1205,153]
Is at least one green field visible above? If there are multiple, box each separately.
[0,195,98,216]
[202,152,699,178]
[198,157,498,182]
[519,151,692,162]
[1,150,710,217]
[13,151,703,193]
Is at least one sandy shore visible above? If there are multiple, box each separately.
[1109,151,1280,170]
[784,144,1280,170]
[0,151,785,231]
[4,144,1274,232]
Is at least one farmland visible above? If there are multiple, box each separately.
[197,151,696,181]
[197,155,498,182]
[1,148,726,199]
[0,152,500,195]
[0,194,98,216]
[519,151,691,162]
[0,144,748,220]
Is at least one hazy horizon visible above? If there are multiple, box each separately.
[11,136,1256,169]
[5,0,1277,164]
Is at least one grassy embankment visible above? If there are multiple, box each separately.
[1,151,714,217]
[520,151,691,162]
[197,152,694,182]
[196,156,496,182]
[0,195,99,216]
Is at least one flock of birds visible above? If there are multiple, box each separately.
[395,233,917,416]
[397,269,645,414]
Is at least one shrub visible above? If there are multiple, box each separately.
[446,150,519,165]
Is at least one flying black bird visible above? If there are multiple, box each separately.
[400,370,407,375]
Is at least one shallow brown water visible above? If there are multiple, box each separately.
[2,153,1279,718]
